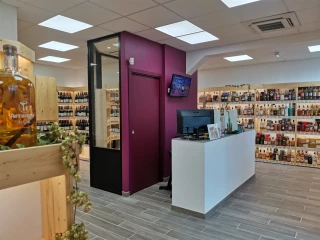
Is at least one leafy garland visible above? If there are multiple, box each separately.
[1,122,92,240]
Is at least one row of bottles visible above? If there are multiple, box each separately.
[111,108,120,118]
[255,148,295,162]
[297,105,320,116]
[256,132,295,147]
[297,121,320,132]
[298,87,320,100]
[235,105,254,116]
[75,91,89,103]
[59,106,73,117]
[58,92,73,103]
[239,119,254,129]
[108,90,119,102]
[59,120,73,130]
[84,133,89,145]
[256,89,296,101]
[256,104,296,116]
[75,106,89,117]
[198,92,219,103]
[76,120,89,131]
[259,119,295,132]
[221,91,254,102]
[36,122,53,132]
[111,127,120,136]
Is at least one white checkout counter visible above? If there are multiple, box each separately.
[171,130,255,218]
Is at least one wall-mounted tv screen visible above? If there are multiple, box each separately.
[169,74,191,97]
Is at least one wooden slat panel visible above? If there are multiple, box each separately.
[0,144,65,190]
[41,174,74,240]
[35,76,58,122]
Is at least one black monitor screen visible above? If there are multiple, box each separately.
[170,74,191,97]
[177,110,214,135]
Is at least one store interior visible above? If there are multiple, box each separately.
[2,0,320,240]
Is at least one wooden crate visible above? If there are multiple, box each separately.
[0,144,74,240]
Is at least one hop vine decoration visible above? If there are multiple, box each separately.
[36,122,92,240]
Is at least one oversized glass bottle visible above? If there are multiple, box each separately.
[0,45,36,148]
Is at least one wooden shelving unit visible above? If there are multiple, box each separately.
[106,88,120,149]
[199,82,320,168]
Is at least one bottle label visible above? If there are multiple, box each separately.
[10,101,35,125]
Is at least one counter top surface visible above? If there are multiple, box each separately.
[173,129,255,144]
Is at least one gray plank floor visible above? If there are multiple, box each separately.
[77,161,320,240]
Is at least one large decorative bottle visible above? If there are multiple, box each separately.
[0,45,36,148]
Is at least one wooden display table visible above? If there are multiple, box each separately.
[0,144,74,240]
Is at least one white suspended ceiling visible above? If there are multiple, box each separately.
[1,0,320,70]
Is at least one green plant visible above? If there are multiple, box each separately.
[39,122,92,240]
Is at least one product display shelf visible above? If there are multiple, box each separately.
[201,82,320,169]
[106,87,120,149]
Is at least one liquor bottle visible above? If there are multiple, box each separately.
[259,106,263,116]
[310,105,314,116]
[318,88,320,100]
[288,103,292,116]
[292,89,296,100]
[277,106,281,116]
[309,88,313,100]
[300,89,304,100]
[317,152,320,165]
[316,105,319,116]
[266,104,271,116]
[285,104,288,116]
[256,90,260,101]
[262,150,266,159]
[302,105,305,116]
[291,150,295,163]
[313,152,317,165]
[313,88,317,100]
[314,121,318,132]
[0,45,37,147]
[281,105,285,116]
[263,104,267,116]
[306,105,310,116]
[305,88,309,100]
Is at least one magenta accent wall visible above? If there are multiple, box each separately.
[120,32,197,193]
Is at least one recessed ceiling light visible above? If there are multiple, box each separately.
[224,55,253,62]
[308,45,320,52]
[108,47,111,49]
[177,32,219,44]
[113,43,119,47]
[117,72,119,74]
[39,41,79,52]
[39,15,92,33]
[155,20,203,37]
[38,56,70,63]
[221,0,260,8]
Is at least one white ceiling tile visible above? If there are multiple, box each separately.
[62,2,121,26]
[2,0,55,23]
[221,33,261,45]
[127,6,183,28]
[72,27,113,41]
[89,0,158,15]
[283,0,320,11]
[135,29,171,41]
[278,45,312,61]
[230,0,288,22]
[99,18,149,33]
[153,0,172,3]
[164,0,228,19]
[208,23,253,39]
[296,7,320,25]
[299,21,320,33]
[19,0,86,13]
[259,28,299,39]
[189,8,241,30]
[17,20,34,32]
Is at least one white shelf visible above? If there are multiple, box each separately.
[256,100,295,104]
[255,159,295,165]
[256,116,295,119]
[296,131,320,135]
[238,115,254,118]
[58,103,73,105]
[297,100,320,103]
[296,147,319,151]
[258,130,295,134]
[198,102,220,104]
[224,101,254,104]
[296,116,320,119]
[255,144,295,150]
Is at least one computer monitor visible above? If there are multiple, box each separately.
[177,110,215,137]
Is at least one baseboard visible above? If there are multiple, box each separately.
[122,191,130,197]
[171,174,256,219]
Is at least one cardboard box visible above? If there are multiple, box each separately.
[297,138,309,144]
[298,143,309,148]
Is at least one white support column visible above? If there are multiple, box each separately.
[0,2,18,41]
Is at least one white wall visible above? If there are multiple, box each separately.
[0,2,17,41]
[0,182,42,240]
[199,58,320,89]
[34,64,87,87]
[102,62,119,85]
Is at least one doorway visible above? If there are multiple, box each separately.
[129,70,160,194]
